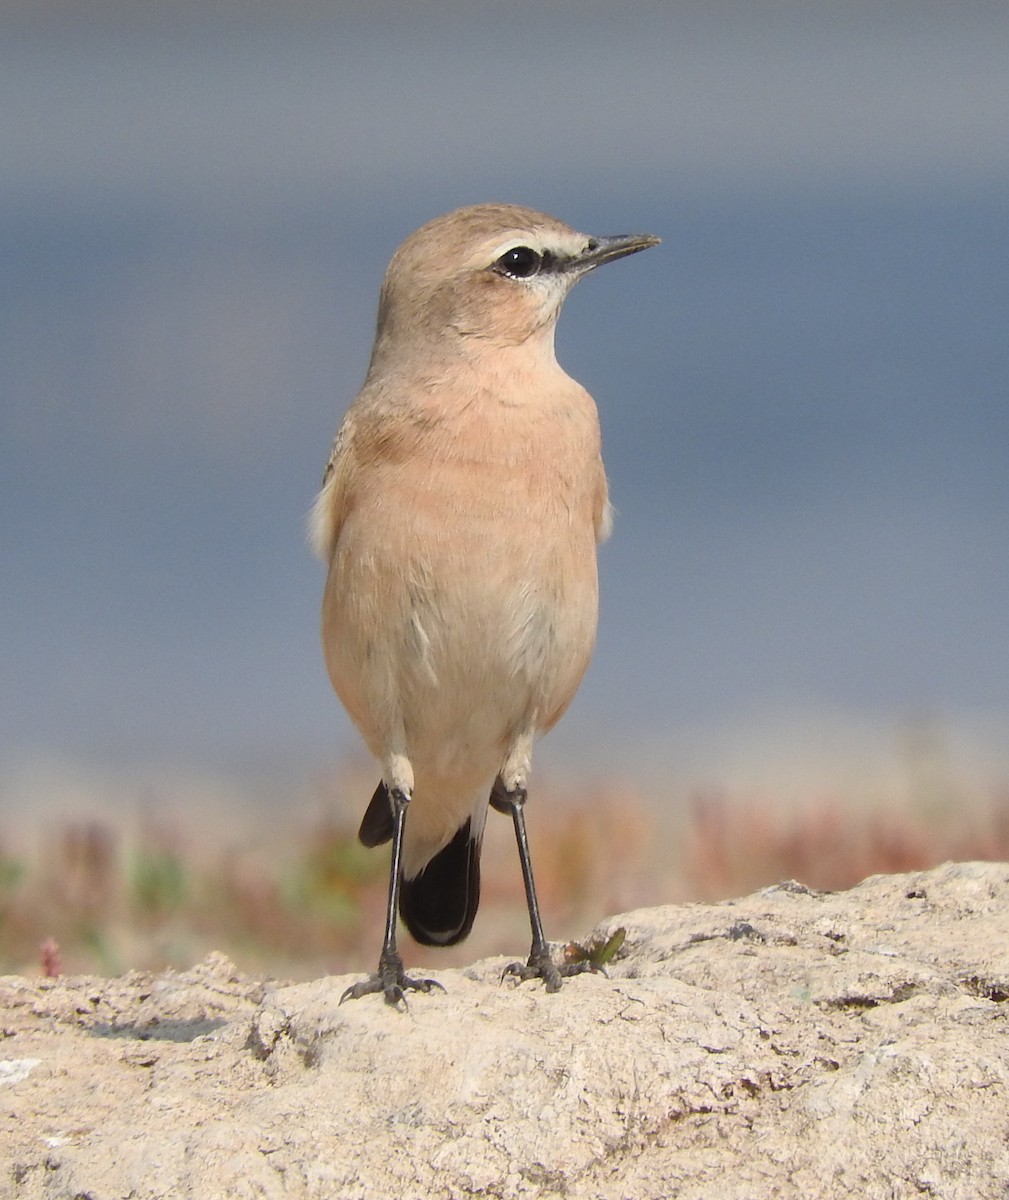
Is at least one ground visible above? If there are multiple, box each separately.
[2,861,1008,1199]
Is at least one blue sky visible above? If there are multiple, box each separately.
[2,1,1008,816]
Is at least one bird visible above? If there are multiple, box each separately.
[310,202,659,1006]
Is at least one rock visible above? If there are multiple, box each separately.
[2,862,1008,1198]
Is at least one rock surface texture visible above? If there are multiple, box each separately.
[2,861,1008,1199]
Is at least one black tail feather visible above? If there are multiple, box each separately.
[359,781,394,847]
[400,819,481,947]
[358,780,482,946]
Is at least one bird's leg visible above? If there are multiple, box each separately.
[340,785,444,1009]
[490,777,597,992]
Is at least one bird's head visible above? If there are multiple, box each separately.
[370,203,659,364]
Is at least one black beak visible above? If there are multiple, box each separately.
[570,232,661,272]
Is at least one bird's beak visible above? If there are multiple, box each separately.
[570,232,661,273]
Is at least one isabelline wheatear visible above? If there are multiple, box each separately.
[311,203,659,1006]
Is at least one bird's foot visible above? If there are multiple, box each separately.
[339,951,444,1010]
[501,944,601,993]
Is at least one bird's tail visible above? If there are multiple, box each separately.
[358,781,484,947]
[400,818,482,946]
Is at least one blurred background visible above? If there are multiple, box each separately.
[2,0,1008,978]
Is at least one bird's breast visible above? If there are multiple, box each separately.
[322,393,603,750]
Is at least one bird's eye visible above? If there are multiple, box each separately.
[494,246,543,279]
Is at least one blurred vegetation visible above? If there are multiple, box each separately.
[2,768,1008,979]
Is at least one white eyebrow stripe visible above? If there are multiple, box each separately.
[486,235,544,260]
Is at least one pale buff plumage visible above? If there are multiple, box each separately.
[312,203,658,998]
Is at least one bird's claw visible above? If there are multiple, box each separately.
[339,955,445,1009]
[501,947,601,993]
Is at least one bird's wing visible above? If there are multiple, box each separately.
[309,417,356,562]
[593,461,614,544]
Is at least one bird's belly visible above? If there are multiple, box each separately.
[322,508,598,777]
[402,582,595,774]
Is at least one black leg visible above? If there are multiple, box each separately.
[491,777,597,993]
[340,786,445,1009]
